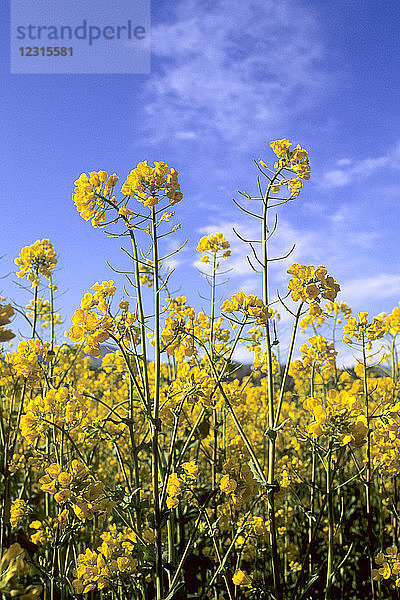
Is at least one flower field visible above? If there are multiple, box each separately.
[2,140,400,600]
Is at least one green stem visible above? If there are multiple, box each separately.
[48,277,56,387]
[32,276,39,338]
[151,206,163,600]
[128,229,151,419]
[262,173,282,600]
[176,319,247,468]
[309,363,316,576]
[210,254,218,494]
[391,333,397,383]
[325,446,334,600]
[362,331,376,600]
[273,303,303,429]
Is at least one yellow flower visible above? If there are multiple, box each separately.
[197,233,231,258]
[58,472,73,487]
[73,171,119,227]
[118,206,134,216]
[287,263,340,306]
[15,240,57,287]
[8,339,50,384]
[232,569,252,586]
[219,474,237,494]
[121,161,183,208]
[270,139,292,157]
[10,500,29,527]
[0,301,15,342]
[343,312,387,343]
[54,489,72,503]
[221,293,272,324]
[181,460,199,479]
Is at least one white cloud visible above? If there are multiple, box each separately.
[340,274,400,306]
[322,142,400,187]
[192,218,310,287]
[162,256,181,271]
[323,169,352,187]
[175,130,196,140]
[194,214,392,303]
[188,214,400,360]
[329,205,350,223]
[142,0,329,147]
[336,158,353,167]
[232,344,254,365]
[194,221,261,277]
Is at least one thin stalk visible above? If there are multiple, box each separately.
[176,319,247,468]
[391,333,397,383]
[160,400,185,509]
[202,342,266,485]
[128,377,142,534]
[201,504,234,600]
[210,254,218,494]
[32,277,39,338]
[151,206,163,600]
[362,331,376,600]
[273,302,303,428]
[309,362,316,576]
[325,445,334,599]
[128,229,151,418]
[165,511,203,598]
[262,171,282,599]
[331,308,339,386]
[49,276,55,353]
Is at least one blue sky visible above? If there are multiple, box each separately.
[2,0,400,361]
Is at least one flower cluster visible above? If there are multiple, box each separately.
[15,239,57,287]
[7,339,50,384]
[69,281,116,357]
[25,297,62,329]
[29,510,70,546]
[38,460,113,520]
[264,139,311,197]
[287,264,340,313]
[10,499,30,527]
[73,171,119,228]
[163,366,217,417]
[300,300,351,333]
[121,161,183,208]
[372,546,400,587]
[299,335,337,370]
[219,473,237,495]
[219,454,259,507]
[166,461,199,509]
[166,473,184,509]
[221,292,272,325]
[385,303,400,335]
[343,311,387,345]
[20,386,88,444]
[197,233,231,264]
[194,311,231,348]
[304,390,367,446]
[0,301,15,342]
[72,525,138,594]
[161,297,196,361]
